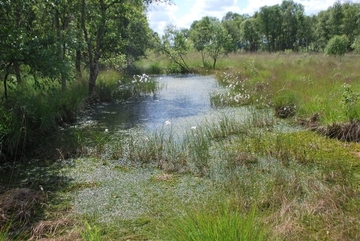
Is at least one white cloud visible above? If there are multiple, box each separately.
[147,0,360,36]
[147,2,179,35]
[148,0,240,35]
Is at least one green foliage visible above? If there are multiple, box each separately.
[325,35,349,57]
[159,25,191,72]
[351,35,360,53]
[0,78,87,160]
[81,221,102,241]
[189,17,232,69]
[147,63,162,75]
[341,83,360,121]
[240,18,260,52]
[221,12,246,52]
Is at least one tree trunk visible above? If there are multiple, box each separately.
[212,58,217,69]
[3,63,12,100]
[75,18,82,78]
[13,61,22,84]
[81,0,105,95]
[3,70,9,100]
[88,57,99,95]
[201,51,206,67]
[55,8,66,91]
[76,49,82,78]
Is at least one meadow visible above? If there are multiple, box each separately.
[1,52,360,240]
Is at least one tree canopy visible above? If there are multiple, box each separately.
[157,0,360,70]
[0,0,169,97]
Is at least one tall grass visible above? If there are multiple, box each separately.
[0,78,88,160]
[95,70,158,102]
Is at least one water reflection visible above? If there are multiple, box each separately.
[85,74,220,130]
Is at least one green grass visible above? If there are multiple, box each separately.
[161,203,265,241]
[0,222,11,241]
[80,220,102,241]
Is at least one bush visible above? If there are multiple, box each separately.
[0,80,87,161]
[351,35,360,54]
[325,35,349,58]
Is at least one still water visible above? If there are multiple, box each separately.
[83,74,229,131]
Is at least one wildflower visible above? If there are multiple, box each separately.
[165,120,171,125]
[234,95,240,103]
[191,126,197,130]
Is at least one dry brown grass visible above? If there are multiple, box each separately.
[0,188,42,228]
[318,121,360,142]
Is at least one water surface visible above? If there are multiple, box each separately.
[85,74,223,131]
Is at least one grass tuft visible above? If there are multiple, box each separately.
[161,202,265,241]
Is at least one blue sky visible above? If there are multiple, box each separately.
[147,0,360,36]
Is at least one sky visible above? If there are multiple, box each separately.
[147,0,360,36]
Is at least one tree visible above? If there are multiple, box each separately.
[221,12,247,52]
[240,18,260,52]
[325,35,349,58]
[189,18,212,67]
[80,0,169,95]
[280,0,305,51]
[342,3,360,49]
[314,10,332,50]
[189,17,232,69]
[328,1,344,37]
[206,19,232,69]
[351,35,360,53]
[0,0,68,99]
[258,4,282,51]
[160,25,191,72]
[296,12,314,51]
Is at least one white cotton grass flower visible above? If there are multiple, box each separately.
[132,73,150,83]
[191,126,197,130]
[165,120,171,125]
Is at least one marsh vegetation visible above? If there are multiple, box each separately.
[1,53,360,241]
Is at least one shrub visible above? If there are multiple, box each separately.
[351,35,360,54]
[325,35,349,58]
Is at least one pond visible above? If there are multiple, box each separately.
[77,74,298,136]
[81,74,233,131]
